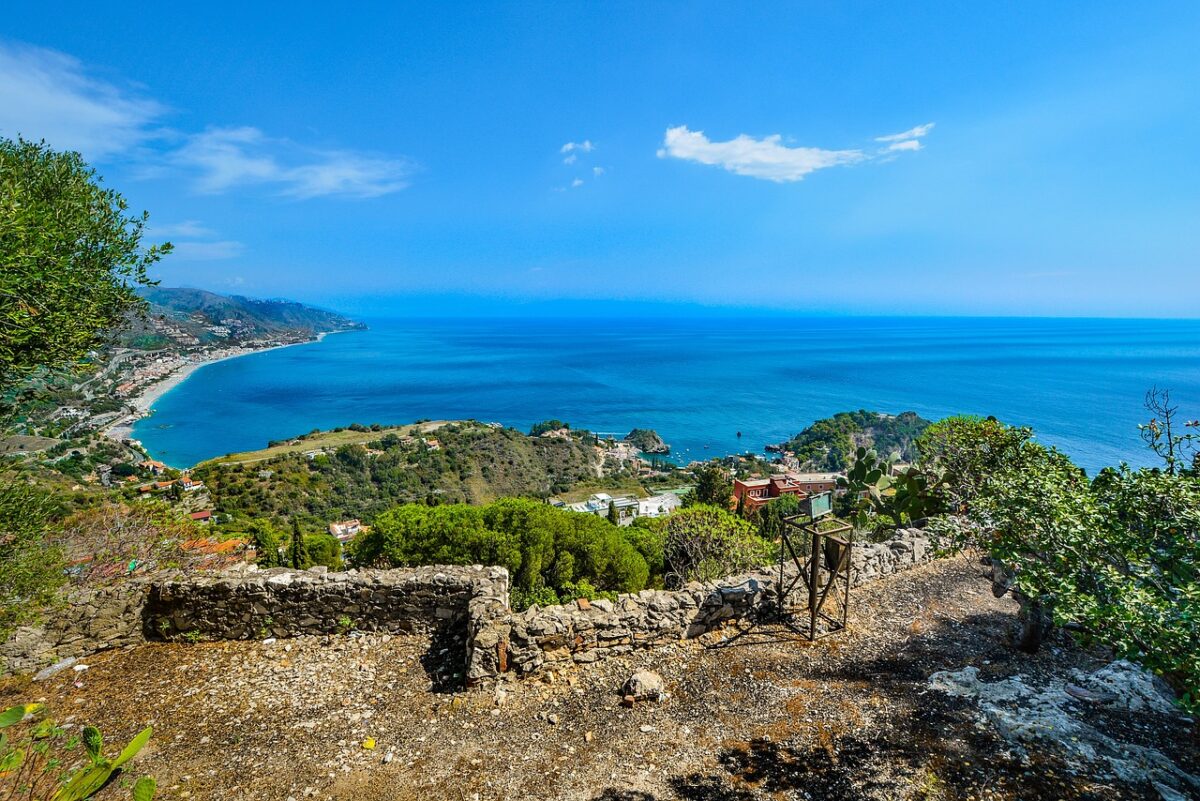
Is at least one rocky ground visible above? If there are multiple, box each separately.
[3,557,1196,801]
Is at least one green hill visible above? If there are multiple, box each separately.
[773,410,931,471]
[193,421,609,524]
[121,287,365,347]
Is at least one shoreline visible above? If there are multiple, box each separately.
[104,332,338,443]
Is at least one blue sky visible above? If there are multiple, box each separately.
[3,3,1199,317]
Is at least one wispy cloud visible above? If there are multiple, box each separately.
[571,178,584,188]
[560,140,594,154]
[147,219,243,261]
[0,41,413,200]
[875,123,935,142]
[173,127,412,199]
[592,166,605,176]
[0,42,164,159]
[170,240,246,261]
[148,220,215,238]
[658,122,933,182]
[876,122,935,153]
[657,126,864,182]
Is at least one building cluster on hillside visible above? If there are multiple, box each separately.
[135,471,205,495]
[732,471,840,512]
[556,491,683,526]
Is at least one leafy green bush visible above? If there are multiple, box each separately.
[0,478,64,637]
[349,497,651,608]
[923,414,1200,711]
[0,703,155,799]
[303,533,342,570]
[662,505,771,587]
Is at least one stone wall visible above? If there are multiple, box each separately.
[4,529,931,684]
[2,565,508,677]
[147,565,508,640]
[465,528,932,681]
[0,582,152,676]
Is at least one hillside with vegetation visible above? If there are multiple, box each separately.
[194,421,615,525]
[773,409,931,471]
[121,286,364,348]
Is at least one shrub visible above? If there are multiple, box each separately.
[350,497,650,608]
[0,478,63,637]
[662,505,771,587]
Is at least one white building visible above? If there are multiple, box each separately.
[638,493,682,518]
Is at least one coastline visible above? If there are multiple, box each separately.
[104,332,336,443]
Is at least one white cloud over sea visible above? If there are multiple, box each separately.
[657,122,934,181]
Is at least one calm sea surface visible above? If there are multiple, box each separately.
[133,317,1200,474]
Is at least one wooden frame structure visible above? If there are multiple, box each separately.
[777,492,854,640]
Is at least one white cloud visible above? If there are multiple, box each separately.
[169,240,246,261]
[563,153,578,165]
[147,219,242,261]
[571,178,584,188]
[593,166,605,176]
[560,140,594,154]
[657,126,865,182]
[875,122,935,142]
[0,41,413,200]
[173,126,412,199]
[659,122,934,182]
[0,42,164,159]
[148,220,215,238]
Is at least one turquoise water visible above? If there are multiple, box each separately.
[133,317,1200,474]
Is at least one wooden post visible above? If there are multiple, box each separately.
[808,526,821,640]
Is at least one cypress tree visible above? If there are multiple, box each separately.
[289,519,309,569]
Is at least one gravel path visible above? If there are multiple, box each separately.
[4,556,1195,801]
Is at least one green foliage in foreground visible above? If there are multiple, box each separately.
[348,497,658,609]
[0,137,168,389]
[0,703,154,799]
[0,477,64,638]
[922,415,1200,711]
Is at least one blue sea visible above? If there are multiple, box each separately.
[132,316,1200,474]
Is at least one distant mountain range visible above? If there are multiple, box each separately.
[119,287,365,348]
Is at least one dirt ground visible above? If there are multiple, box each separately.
[3,556,1196,801]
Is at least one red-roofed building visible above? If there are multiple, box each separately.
[189,510,214,523]
[733,471,841,512]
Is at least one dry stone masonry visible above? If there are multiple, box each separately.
[147,564,509,640]
[466,528,932,681]
[3,529,931,684]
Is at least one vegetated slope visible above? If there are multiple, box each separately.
[776,410,931,471]
[195,421,607,523]
[121,286,364,347]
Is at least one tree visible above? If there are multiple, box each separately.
[247,520,283,568]
[304,533,342,570]
[348,498,651,608]
[607,500,619,525]
[662,505,770,587]
[1139,386,1199,476]
[756,494,804,541]
[0,137,169,387]
[530,419,568,436]
[684,463,732,508]
[288,519,309,569]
